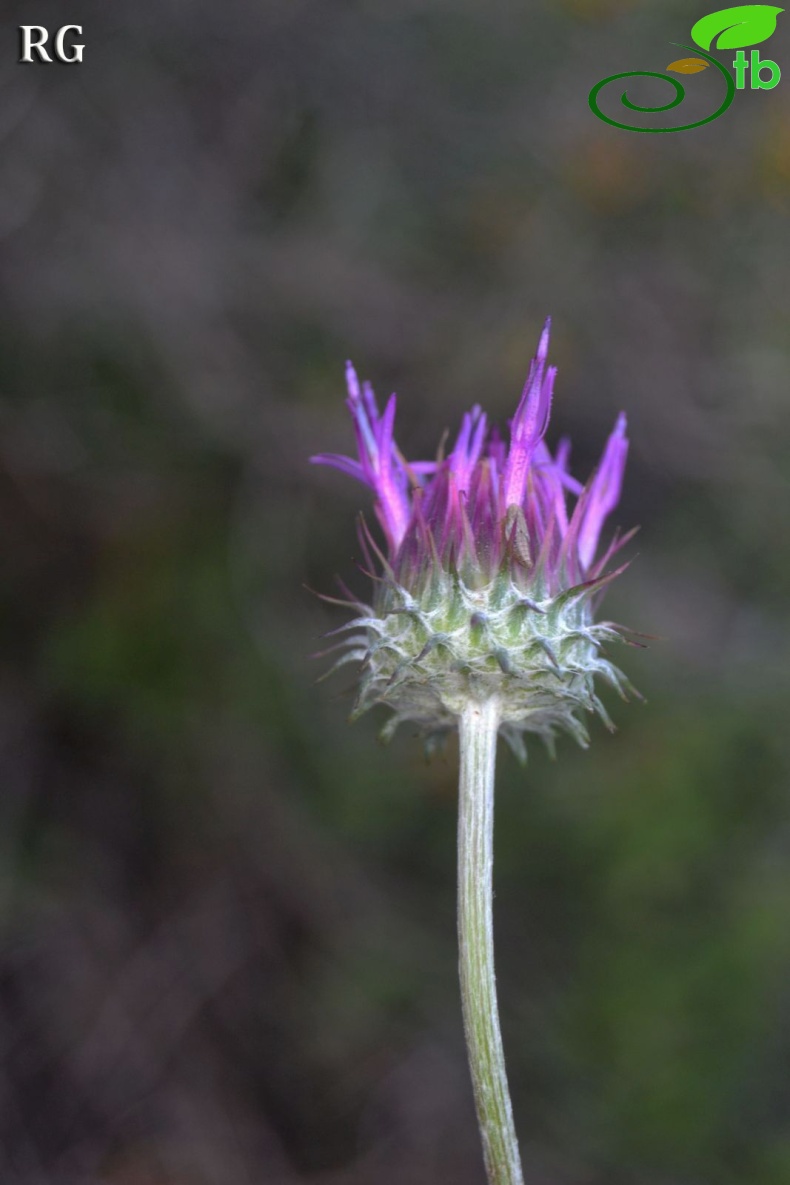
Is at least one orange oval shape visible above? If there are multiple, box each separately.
[666,57,709,73]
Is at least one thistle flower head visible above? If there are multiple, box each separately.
[311,321,636,758]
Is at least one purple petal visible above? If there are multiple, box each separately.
[373,394,411,547]
[577,412,629,570]
[530,438,583,538]
[550,438,583,494]
[362,381,380,438]
[485,427,506,473]
[336,363,412,551]
[310,452,366,482]
[377,392,398,457]
[470,407,488,466]
[502,319,555,509]
[451,411,472,466]
[449,405,488,495]
[345,360,361,402]
[345,363,375,458]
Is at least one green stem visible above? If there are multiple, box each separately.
[457,698,524,1185]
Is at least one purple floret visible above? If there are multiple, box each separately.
[310,321,629,589]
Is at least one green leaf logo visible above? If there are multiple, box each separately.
[691,5,783,50]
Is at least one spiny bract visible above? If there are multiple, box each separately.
[311,320,638,759]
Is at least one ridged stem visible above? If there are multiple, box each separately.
[457,698,524,1185]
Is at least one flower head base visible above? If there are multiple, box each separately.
[311,321,637,758]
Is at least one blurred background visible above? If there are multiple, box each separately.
[3,0,790,1181]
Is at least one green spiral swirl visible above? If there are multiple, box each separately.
[588,44,735,133]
